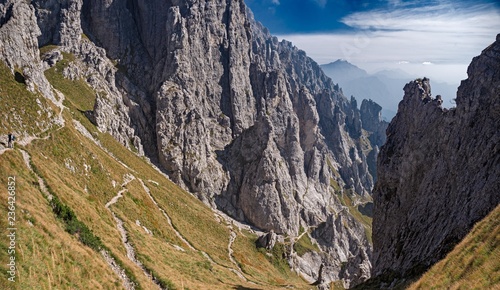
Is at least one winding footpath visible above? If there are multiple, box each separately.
[18,149,137,290]
[105,175,163,290]
[19,149,52,200]
[227,230,248,281]
[138,178,251,283]
[0,89,66,156]
[1,78,152,289]
[138,179,195,251]
[1,87,260,287]
[100,250,136,290]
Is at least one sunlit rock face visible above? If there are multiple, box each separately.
[0,0,395,286]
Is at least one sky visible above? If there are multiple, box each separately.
[246,0,500,85]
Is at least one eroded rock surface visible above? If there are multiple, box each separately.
[373,35,500,279]
[0,0,390,286]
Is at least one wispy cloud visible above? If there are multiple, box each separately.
[278,1,500,84]
[341,2,498,34]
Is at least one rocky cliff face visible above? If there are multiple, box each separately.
[372,35,500,280]
[360,99,388,182]
[0,0,388,286]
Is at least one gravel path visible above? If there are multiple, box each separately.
[106,176,164,290]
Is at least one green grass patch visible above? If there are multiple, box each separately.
[39,44,59,56]
[0,61,55,136]
[330,178,341,193]
[294,233,320,257]
[44,52,96,111]
[258,242,290,275]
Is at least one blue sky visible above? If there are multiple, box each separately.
[247,0,398,33]
[246,0,500,85]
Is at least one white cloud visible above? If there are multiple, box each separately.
[277,2,500,84]
[271,0,280,5]
[341,2,498,35]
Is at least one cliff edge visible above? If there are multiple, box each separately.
[372,34,500,280]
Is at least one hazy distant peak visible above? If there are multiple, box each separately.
[320,59,368,83]
[322,59,367,72]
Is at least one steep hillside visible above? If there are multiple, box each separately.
[372,34,500,283]
[352,204,500,290]
[0,60,312,289]
[0,0,391,287]
[410,204,500,289]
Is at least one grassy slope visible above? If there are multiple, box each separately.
[0,52,312,289]
[410,204,500,290]
[0,63,56,139]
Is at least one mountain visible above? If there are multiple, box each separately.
[0,0,390,288]
[371,34,500,285]
[320,59,369,84]
[320,60,458,120]
[2,0,495,289]
[320,61,397,119]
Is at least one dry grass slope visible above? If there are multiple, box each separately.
[0,50,312,289]
[410,204,500,290]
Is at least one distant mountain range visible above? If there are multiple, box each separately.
[321,60,458,120]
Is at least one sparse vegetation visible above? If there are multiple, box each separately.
[39,44,59,56]
[0,62,55,137]
[337,190,373,244]
[266,242,290,275]
[44,51,96,111]
[294,232,320,257]
[330,177,341,193]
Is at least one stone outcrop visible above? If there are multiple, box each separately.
[360,99,388,182]
[256,230,277,250]
[0,0,390,286]
[360,99,387,148]
[372,35,500,280]
[0,0,55,102]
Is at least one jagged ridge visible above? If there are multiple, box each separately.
[372,34,500,281]
[0,0,391,287]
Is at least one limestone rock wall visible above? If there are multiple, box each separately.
[0,0,389,286]
[372,35,500,278]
